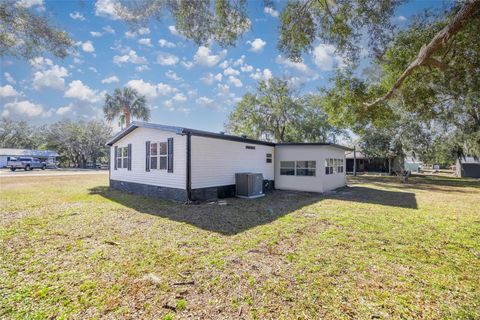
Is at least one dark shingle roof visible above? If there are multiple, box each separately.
[106,121,350,150]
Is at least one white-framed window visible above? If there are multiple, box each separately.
[325,158,333,175]
[280,161,316,176]
[337,159,344,173]
[266,153,272,163]
[149,142,168,170]
[296,161,316,176]
[325,158,344,175]
[280,161,295,175]
[117,146,128,169]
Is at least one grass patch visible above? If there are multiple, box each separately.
[0,174,479,319]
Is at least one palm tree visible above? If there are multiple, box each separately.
[103,87,150,128]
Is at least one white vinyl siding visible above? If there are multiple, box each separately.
[110,127,186,189]
[191,136,275,189]
[275,145,346,193]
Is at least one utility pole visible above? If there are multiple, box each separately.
[353,145,357,176]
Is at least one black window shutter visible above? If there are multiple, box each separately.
[127,144,132,171]
[145,141,150,172]
[114,146,118,170]
[167,138,173,173]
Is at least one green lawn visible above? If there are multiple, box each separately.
[1,174,479,319]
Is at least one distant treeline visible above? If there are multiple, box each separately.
[0,118,112,168]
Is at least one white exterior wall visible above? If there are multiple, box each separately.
[274,145,346,193]
[191,136,275,189]
[110,127,186,189]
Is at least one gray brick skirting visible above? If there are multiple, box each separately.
[110,179,275,202]
[110,179,188,202]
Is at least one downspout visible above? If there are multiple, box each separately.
[186,131,192,201]
[353,145,357,176]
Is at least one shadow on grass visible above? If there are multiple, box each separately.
[349,174,480,194]
[89,184,417,235]
[330,186,417,209]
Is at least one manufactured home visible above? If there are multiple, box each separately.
[107,122,350,201]
[456,157,480,178]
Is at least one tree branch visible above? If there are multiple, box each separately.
[364,0,480,108]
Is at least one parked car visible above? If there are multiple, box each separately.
[7,157,47,171]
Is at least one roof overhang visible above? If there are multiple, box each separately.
[277,143,352,151]
[107,122,347,149]
[106,122,184,146]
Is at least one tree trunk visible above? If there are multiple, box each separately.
[124,107,131,126]
[365,0,480,108]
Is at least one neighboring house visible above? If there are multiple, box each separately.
[106,122,350,201]
[456,157,480,178]
[0,148,59,168]
[404,157,423,173]
[345,150,404,174]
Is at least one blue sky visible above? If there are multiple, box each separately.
[1,0,447,133]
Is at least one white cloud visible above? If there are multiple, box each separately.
[163,100,190,114]
[250,68,272,82]
[169,25,182,37]
[157,83,177,95]
[56,103,73,116]
[247,38,266,53]
[29,57,53,69]
[138,27,150,35]
[217,83,230,95]
[194,46,227,67]
[158,39,176,48]
[126,79,177,99]
[95,0,120,20]
[32,64,69,90]
[69,12,85,21]
[126,79,158,99]
[196,96,224,111]
[2,99,45,118]
[165,70,182,81]
[228,76,243,87]
[4,72,15,84]
[233,55,245,66]
[73,57,83,64]
[113,50,147,65]
[102,76,119,84]
[80,41,95,53]
[0,85,20,98]
[124,31,136,38]
[138,38,152,47]
[172,93,187,102]
[219,60,229,69]
[275,55,315,76]
[396,15,407,22]
[196,96,213,105]
[90,31,102,37]
[264,7,279,18]
[180,60,194,69]
[103,25,116,34]
[224,67,240,76]
[135,65,150,72]
[200,73,222,85]
[88,67,98,73]
[312,44,345,71]
[64,80,103,103]
[156,52,179,66]
[240,64,253,72]
[16,0,44,9]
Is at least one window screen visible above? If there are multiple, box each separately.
[296,161,316,176]
[280,161,295,175]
